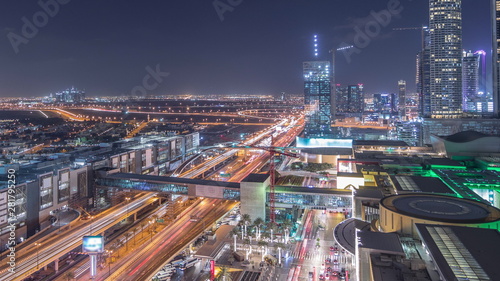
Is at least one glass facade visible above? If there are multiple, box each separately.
[96,178,189,194]
[303,61,333,138]
[429,0,463,118]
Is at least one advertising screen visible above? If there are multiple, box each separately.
[82,236,104,253]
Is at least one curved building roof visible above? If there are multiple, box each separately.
[380,194,500,224]
[443,131,499,143]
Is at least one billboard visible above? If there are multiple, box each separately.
[82,236,104,253]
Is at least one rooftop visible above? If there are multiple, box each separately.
[391,175,455,195]
[353,140,409,147]
[442,130,499,143]
[194,225,233,259]
[241,173,269,183]
[381,194,500,224]
[415,224,500,281]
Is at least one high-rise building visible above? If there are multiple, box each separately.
[398,80,406,116]
[492,0,500,116]
[303,35,334,138]
[53,87,86,103]
[429,0,463,118]
[417,27,431,117]
[462,51,493,114]
[462,51,480,111]
[303,60,333,138]
[348,84,364,114]
[336,84,364,114]
[373,93,397,114]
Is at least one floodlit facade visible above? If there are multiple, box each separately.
[429,0,463,118]
[303,60,333,138]
[493,0,500,116]
[398,80,406,116]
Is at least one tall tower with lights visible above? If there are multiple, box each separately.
[493,0,500,116]
[303,35,333,138]
[429,0,463,118]
[398,80,407,117]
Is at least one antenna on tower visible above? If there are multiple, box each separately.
[313,34,318,58]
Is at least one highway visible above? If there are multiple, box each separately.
[179,118,293,179]
[0,193,158,281]
[229,118,304,182]
[180,117,303,181]
[105,198,238,281]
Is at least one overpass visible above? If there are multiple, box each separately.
[95,173,242,200]
[96,172,353,221]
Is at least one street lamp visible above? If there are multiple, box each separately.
[105,250,113,277]
[149,220,154,242]
[125,197,131,220]
[89,216,95,235]
[34,242,41,269]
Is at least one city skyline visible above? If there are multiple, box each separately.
[0,0,492,97]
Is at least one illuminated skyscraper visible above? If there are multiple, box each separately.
[429,0,463,118]
[493,0,500,116]
[463,50,492,113]
[462,51,480,112]
[417,27,431,117]
[336,84,364,114]
[398,80,406,116]
[303,35,333,138]
[303,60,333,138]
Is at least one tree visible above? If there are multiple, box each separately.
[216,265,232,281]
[243,238,251,260]
[231,227,239,251]
[253,217,264,240]
[65,271,75,281]
[257,241,268,260]
[266,222,277,242]
[241,214,251,237]
[281,220,293,244]
[275,242,285,265]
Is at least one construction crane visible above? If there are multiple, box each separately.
[393,26,429,49]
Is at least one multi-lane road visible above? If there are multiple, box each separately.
[0,193,158,281]
[104,198,237,281]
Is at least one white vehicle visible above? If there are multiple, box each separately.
[154,271,172,281]
[181,258,199,270]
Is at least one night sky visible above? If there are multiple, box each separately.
[0,0,492,97]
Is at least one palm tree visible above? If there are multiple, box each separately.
[65,271,75,281]
[281,220,293,244]
[266,222,277,242]
[275,242,285,265]
[261,232,270,242]
[231,227,239,251]
[243,238,251,260]
[241,214,251,237]
[257,241,268,260]
[217,265,232,281]
[253,217,264,240]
